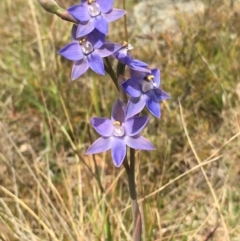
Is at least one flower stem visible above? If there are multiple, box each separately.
[104,57,119,91]
[124,149,142,241]
[105,39,141,239]
[115,36,141,238]
[129,148,142,241]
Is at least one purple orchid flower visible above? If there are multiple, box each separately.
[114,42,151,73]
[58,25,121,80]
[86,99,155,167]
[122,69,170,118]
[68,0,126,38]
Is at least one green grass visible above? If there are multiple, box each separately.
[0,0,240,240]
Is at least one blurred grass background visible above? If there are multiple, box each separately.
[0,0,240,240]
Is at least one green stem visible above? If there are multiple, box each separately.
[104,57,119,91]
[130,149,142,241]
[116,58,142,240]
[104,37,141,239]
[123,150,142,241]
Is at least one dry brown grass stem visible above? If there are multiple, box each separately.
[179,101,230,241]
[28,0,46,70]
[0,185,59,241]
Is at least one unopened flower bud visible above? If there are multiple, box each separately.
[37,0,59,13]
[37,0,78,24]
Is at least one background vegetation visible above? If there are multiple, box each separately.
[0,0,240,240]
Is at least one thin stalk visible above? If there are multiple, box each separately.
[130,149,142,241]
[123,0,129,42]
[123,149,142,241]
[123,129,142,240]
[104,57,119,91]
[122,0,142,238]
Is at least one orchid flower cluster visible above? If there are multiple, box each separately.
[37,0,170,239]
[57,0,170,167]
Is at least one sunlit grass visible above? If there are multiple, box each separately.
[0,0,240,240]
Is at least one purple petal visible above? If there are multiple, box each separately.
[125,136,155,150]
[129,63,151,73]
[96,42,122,57]
[130,59,151,73]
[87,29,105,49]
[71,58,89,80]
[114,48,129,60]
[87,52,105,75]
[97,0,114,13]
[111,137,126,167]
[103,9,126,22]
[122,78,142,97]
[115,53,150,72]
[132,59,148,68]
[111,99,125,122]
[76,19,95,38]
[130,69,146,80]
[125,116,148,136]
[126,96,146,119]
[68,5,90,22]
[151,68,160,87]
[58,43,83,61]
[71,25,78,41]
[120,56,132,65]
[94,16,108,35]
[154,89,170,101]
[114,51,138,67]
[146,92,160,118]
[85,137,112,154]
[90,117,113,137]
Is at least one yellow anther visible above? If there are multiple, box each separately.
[145,75,154,82]
[79,38,87,44]
[122,41,128,47]
[88,0,96,3]
[114,121,122,126]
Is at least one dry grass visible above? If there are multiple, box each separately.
[0,0,240,240]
